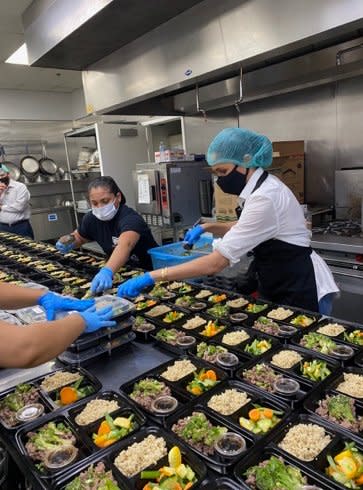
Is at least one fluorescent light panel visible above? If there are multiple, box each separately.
[5,43,29,65]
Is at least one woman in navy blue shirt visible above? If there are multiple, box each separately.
[57,176,157,294]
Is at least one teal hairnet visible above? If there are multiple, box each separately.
[206,128,273,169]
[0,164,9,174]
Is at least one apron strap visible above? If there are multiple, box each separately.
[235,170,269,218]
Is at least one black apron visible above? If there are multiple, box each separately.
[238,171,318,311]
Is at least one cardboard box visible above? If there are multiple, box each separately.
[214,182,239,221]
[154,149,185,163]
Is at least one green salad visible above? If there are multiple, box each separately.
[245,303,268,314]
[300,332,337,354]
[245,455,308,489]
[244,338,272,356]
[65,462,120,490]
[206,304,229,318]
[300,359,331,382]
[344,330,363,346]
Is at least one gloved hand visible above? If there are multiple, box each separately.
[38,292,95,321]
[79,305,116,333]
[56,240,75,254]
[91,267,113,294]
[118,272,155,298]
[183,224,204,247]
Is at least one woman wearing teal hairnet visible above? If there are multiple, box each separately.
[118,128,338,314]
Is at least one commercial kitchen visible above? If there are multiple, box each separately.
[1,1,363,489]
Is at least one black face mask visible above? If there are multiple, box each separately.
[217,166,247,195]
[0,177,9,186]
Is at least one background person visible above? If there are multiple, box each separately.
[56,176,157,295]
[118,128,338,315]
[0,284,115,368]
[0,164,34,238]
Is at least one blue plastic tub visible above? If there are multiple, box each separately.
[148,235,213,269]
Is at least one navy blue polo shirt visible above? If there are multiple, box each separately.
[78,204,157,270]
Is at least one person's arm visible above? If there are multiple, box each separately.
[201,221,237,237]
[0,315,85,368]
[0,185,30,213]
[0,283,44,309]
[106,231,140,272]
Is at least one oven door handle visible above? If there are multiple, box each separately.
[331,270,363,280]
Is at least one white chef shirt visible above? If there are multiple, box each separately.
[0,180,31,225]
[214,167,338,301]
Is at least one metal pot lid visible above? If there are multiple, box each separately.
[21,156,39,175]
[39,157,57,175]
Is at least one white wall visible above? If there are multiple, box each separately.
[71,88,87,120]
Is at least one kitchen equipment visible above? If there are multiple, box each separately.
[20,155,40,178]
[58,167,65,179]
[335,168,363,220]
[39,144,58,176]
[133,160,213,228]
[77,147,94,169]
[0,146,20,180]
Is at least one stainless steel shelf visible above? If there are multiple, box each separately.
[71,169,101,174]
[76,208,91,214]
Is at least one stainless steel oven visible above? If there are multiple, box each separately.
[133,160,213,228]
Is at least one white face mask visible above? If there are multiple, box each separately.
[92,200,118,221]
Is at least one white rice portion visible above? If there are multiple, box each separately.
[207,389,250,415]
[195,290,213,299]
[271,350,303,369]
[222,330,250,345]
[182,316,207,330]
[114,435,167,477]
[40,371,81,392]
[336,373,363,398]
[267,307,294,320]
[317,323,346,337]
[75,399,119,426]
[161,360,196,381]
[226,298,248,308]
[278,423,331,461]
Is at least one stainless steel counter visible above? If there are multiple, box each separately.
[311,233,363,254]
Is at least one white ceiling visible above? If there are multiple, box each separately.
[0,0,82,93]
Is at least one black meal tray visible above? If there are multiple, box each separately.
[144,305,191,329]
[259,344,340,387]
[179,313,230,340]
[57,331,136,367]
[105,425,207,488]
[235,358,314,408]
[151,328,198,356]
[233,445,334,489]
[313,316,363,350]
[268,412,363,490]
[318,366,363,401]
[198,379,291,444]
[131,316,159,342]
[188,340,249,375]
[15,414,93,482]
[0,367,102,433]
[166,404,256,473]
[198,477,242,489]
[291,329,359,365]
[214,328,281,361]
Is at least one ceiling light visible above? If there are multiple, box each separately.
[5,44,29,65]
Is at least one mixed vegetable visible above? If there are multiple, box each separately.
[172,411,227,456]
[141,446,196,490]
[92,413,134,448]
[149,285,169,298]
[244,339,272,356]
[199,320,225,337]
[136,299,157,311]
[326,442,363,488]
[208,294,227,304]
[0,384,40,427]
[300,332,337,355]
[300,359,332,382]
[345,330,363,346]
[316,394,363,433]
[245,303,268,314]
[186,369,219,396]
[163,311,185,324]
[290,314,315,328]
[239,406,282,435]
[65,462,120,490]
[206,304,229,319]
[55,377,94,406]
[245,455,308,490]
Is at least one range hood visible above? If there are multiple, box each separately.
[80,0,363,115]
[23,0,205,70]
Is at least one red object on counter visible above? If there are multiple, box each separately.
[355,255,363,263]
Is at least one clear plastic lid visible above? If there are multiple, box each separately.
[16,403,44,422]
[43,445,78,469]
[216,352,239,368]
[214,432,246,458]
[299,486,323,490]
[176,336,196,349]
[95,295,135,317]
[14,305,46,324]
[134,323,155,333]
[229,313,249,323]
[274,377,300,395]
[331,344,354,359]
[189,302,206,311]
[151,396,178,414]
[161,291,176,299]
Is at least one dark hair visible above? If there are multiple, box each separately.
[88,176,126,204]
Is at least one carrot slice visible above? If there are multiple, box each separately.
[249,408,261,421]
[59,386,78,405]
[263,408,274,419]
[184,483,193,490]
[205,370,217,381]
[97,420,111,436]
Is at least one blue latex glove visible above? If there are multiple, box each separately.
[118,272,155,298]
[79,305,116,333]
[38,292,95,321]
[183,224,204,247]
[56,240,75,254]
[91,267,113,294]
